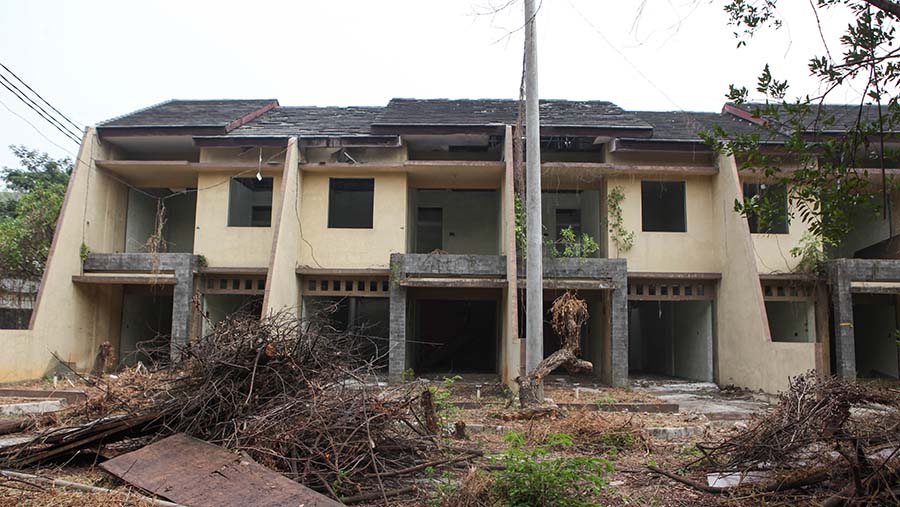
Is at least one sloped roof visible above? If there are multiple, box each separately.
[226,106,381,137]
[630,110,783,142]
[374,98,651,130]
[731,102,900,134]
[98,99,278,129]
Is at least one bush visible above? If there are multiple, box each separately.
[492,432,612,507]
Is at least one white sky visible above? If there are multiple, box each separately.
[0,0,859,169]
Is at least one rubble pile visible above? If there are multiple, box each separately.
[649,372,900,505]
[0,310,466,503]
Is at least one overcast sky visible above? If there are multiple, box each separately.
[0,0,858,169]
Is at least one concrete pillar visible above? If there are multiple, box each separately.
[170,264,195,362]
[609,274,629,387]
[389,253,407,380]
[830,261,856,379]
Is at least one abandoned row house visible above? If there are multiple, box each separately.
[1,97,898,394]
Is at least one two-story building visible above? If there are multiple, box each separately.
[2,97,893,394]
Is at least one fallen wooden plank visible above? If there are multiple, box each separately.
[101,433,345,507]
[0,388,86,405]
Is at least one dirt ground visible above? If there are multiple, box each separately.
[0,376,776,507]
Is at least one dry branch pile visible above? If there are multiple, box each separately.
[0,310,466,503]
[650,372,900,505]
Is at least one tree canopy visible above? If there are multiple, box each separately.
[708,0,900,257]
[0,145,71,281]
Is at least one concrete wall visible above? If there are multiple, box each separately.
[193,170,280,267]
[411,189,499,254]
[713,154,817,393]
[0,129,129,381]
[125,189,196,254]
[262,138,301,316]
[673,300,713,382]
[298,172,407,269]
[541,190,602,256]
[746,183,814,274]
[606,176,719,270]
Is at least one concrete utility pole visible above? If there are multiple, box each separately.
[524,0,544,392]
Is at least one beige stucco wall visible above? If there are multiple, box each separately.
[297,171,407,269]
[713,155,817,393]
[262,138,301,316]
[193,170,281,267]
[745,184,814,274]
[0,129,127,381]
[606,176,719,271]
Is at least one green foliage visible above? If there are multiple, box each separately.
[402,367,416,382]
[0,146,71,281]
[593,395,616,406]
[606,186,633,254]
[2,145,71,193]
[515,194,527,256]
[548,226,600,258]
[196,254,208,268]
[429,375,462,426]
[789,231,827,274]
[710,0,900,249]
[492,431,612,507]
[79,243,90,262]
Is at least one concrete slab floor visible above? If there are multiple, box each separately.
[632,376,769,420]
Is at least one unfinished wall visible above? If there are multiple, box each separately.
[745,182,814,273]
[673,300,713,382]
[193,170,280,267]
[262,138,301,316]
[606,176,719,270]
[0,129,129,381]
[125,189,196,253]
[411,189,499,254]
[713,154,817,393]
[298,172,407,269]
[541,190,602,256]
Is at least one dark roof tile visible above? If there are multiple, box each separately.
[98,99,278,128]
[227,106,381,137]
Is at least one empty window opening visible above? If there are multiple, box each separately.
[228,177,273,227]
[412,299,498,374]
[303,296,389,370]
[852,294,899,379]
[765,301,815,343]
[641,181,686,232]
[412,189,499,255]
[743,182,788,234]
[416,207,443,253]
[628,300,713,382]
[329,178,374,228]
[125,188,197,253]
[542,190,602,257]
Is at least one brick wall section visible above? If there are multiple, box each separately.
[84,253,199,361]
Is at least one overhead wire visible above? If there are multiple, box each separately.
[0,61,84,131]
[0,74,81,144]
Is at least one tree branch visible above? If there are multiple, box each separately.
[863,0,900,20]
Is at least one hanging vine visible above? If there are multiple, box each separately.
[607,186,634,255]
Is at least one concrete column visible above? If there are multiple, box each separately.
[830,261,856,379]
[389,253,407,380]
[609,274,629,387]
[170,265,195,362]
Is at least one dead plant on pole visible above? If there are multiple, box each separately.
[517,291,592,407]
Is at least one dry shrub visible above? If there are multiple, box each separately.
[438,468,495,507]
[552,412,647,454]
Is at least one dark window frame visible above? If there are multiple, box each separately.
[328,178,375,229]
[641,180,687,232]
[743,182,789,234]
[227,176,273,227]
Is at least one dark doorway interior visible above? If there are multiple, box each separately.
[853,294,900,379]
[628,300,713,381]
[413,299,498,374]
[303,296,390,370]
[119,287,173,367]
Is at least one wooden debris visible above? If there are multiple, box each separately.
[101,433,344,507]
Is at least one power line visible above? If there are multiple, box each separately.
[0,61,84,131]
[0,96,79,156]
[0,75,81,144]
